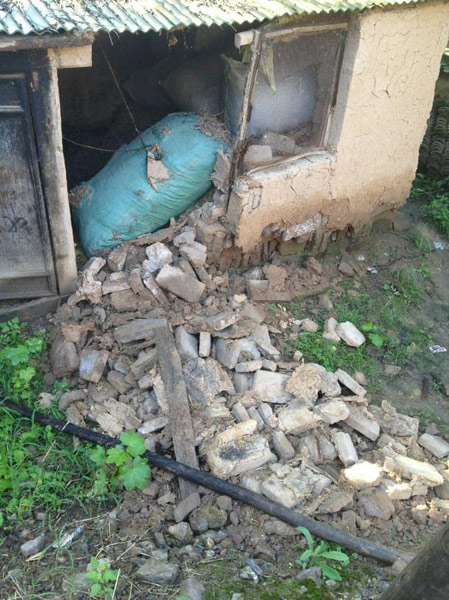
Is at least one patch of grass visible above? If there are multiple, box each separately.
[0,319,109,528]
[296,526,352,581]
[411,226,433,254]
[411,173,449,237]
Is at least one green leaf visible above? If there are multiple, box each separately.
[89,583,102,596]
[316,561,342,581]
[118,456,151,491]
[368,333,384,348]
[3,345,29,365]
[361,322,375,332]
[105,445,130,467]
[89,556,100,570]
[299,549,313,563]
[120,431,146,458]
[296,526,315,551]
[319,550,350,565]
[90,446,106,467]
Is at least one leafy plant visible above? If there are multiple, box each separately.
[296,527,351,582]
[360,322,387,348]
[86,557,119,599]
[0,318,45,401]
[90,431,151,493]
[0,319,108,526]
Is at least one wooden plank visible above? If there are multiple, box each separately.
[154,320,199,499]
[48,45,92,69]
[0,32,95,52]
[0,296,60,322]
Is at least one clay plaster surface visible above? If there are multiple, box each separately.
[229,1,449,251]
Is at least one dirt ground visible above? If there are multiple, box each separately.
[1,193,449,600]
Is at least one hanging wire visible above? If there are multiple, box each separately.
[98,41,147,150]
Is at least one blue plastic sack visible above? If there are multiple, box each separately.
[73,113,226,257]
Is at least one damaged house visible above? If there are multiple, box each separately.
[1,0,448,318]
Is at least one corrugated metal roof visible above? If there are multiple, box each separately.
[0,0,433,36]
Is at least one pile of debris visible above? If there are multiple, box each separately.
[47,217,449,553]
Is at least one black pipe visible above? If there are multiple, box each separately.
[2,400,409,564]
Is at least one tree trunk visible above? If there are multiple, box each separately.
[379,522,449,600]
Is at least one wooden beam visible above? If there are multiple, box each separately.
[0,32,95,52]
[0,296,60,322]
[154,321,199,499]
[379,521,449,600]
[48,45,92,69]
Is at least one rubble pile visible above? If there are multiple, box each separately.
[48,218,449,544]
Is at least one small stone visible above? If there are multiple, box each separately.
[178,576,205,600]
[205,311,239,331]
[173,229,196,247]
[333,431,358,467]
[199,331,212,358]
[206,420,273,479]
[335,369,367,396]
[358,488,394,520]
[215,338,241,369]
[107,245,127,271]
[156,265,205,303]
[301,318,319,333]
[344,406,380,441]
[50,336,79,378]
[79,349,109,383]
[234,372,254,394]
[235,360,263,373]
[323,317,340,343]
[175,326,198,360]
[136,558,179,584]
[272,431,295,460]
[232,402,250,423]
[338,261,355,276]
[354,371,368,386]
[382,480,412,500]
[180,241,207,267]
[252,370,292,403]
[343,461,383,490]
[412,504,428,524]
[391,560,408,576]
[174,493,201,523]
[20,534,45,557]
[138,417,168,434]
[383,452,444,487]
[191,506,227,531]
[297,566,322,584]
[183,357,235,405]
[247,407,264,430]
[102,272,130,294]
[418,433,449,458]
[55,390,82,412]
[114,318,163,344]
[107,370,131,394]
[336,322,365,347]
[318,490,354,514]
[167,522,193,543]
[143,242,173,273]
[261,359,277,372]
[258,403,274,425]
[315,400,350,424]
[285,364,322,405]
[278,402,321,435]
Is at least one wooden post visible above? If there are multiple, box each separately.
[154,321,198,499]
[379,522,449,600]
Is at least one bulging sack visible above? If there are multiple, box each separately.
[72,113,226,257]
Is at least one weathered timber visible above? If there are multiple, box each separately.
[379,521,449,600]
[154,320,199,498]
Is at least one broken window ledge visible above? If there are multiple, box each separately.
[244,149,332,177]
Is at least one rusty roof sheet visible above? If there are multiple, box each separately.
[0,0,434,36]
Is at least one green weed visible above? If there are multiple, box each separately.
[90,431,151,494]
[86,557,119,600]
[411,173,449,237]
[0,319,110,527]
[296,527,352,582]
